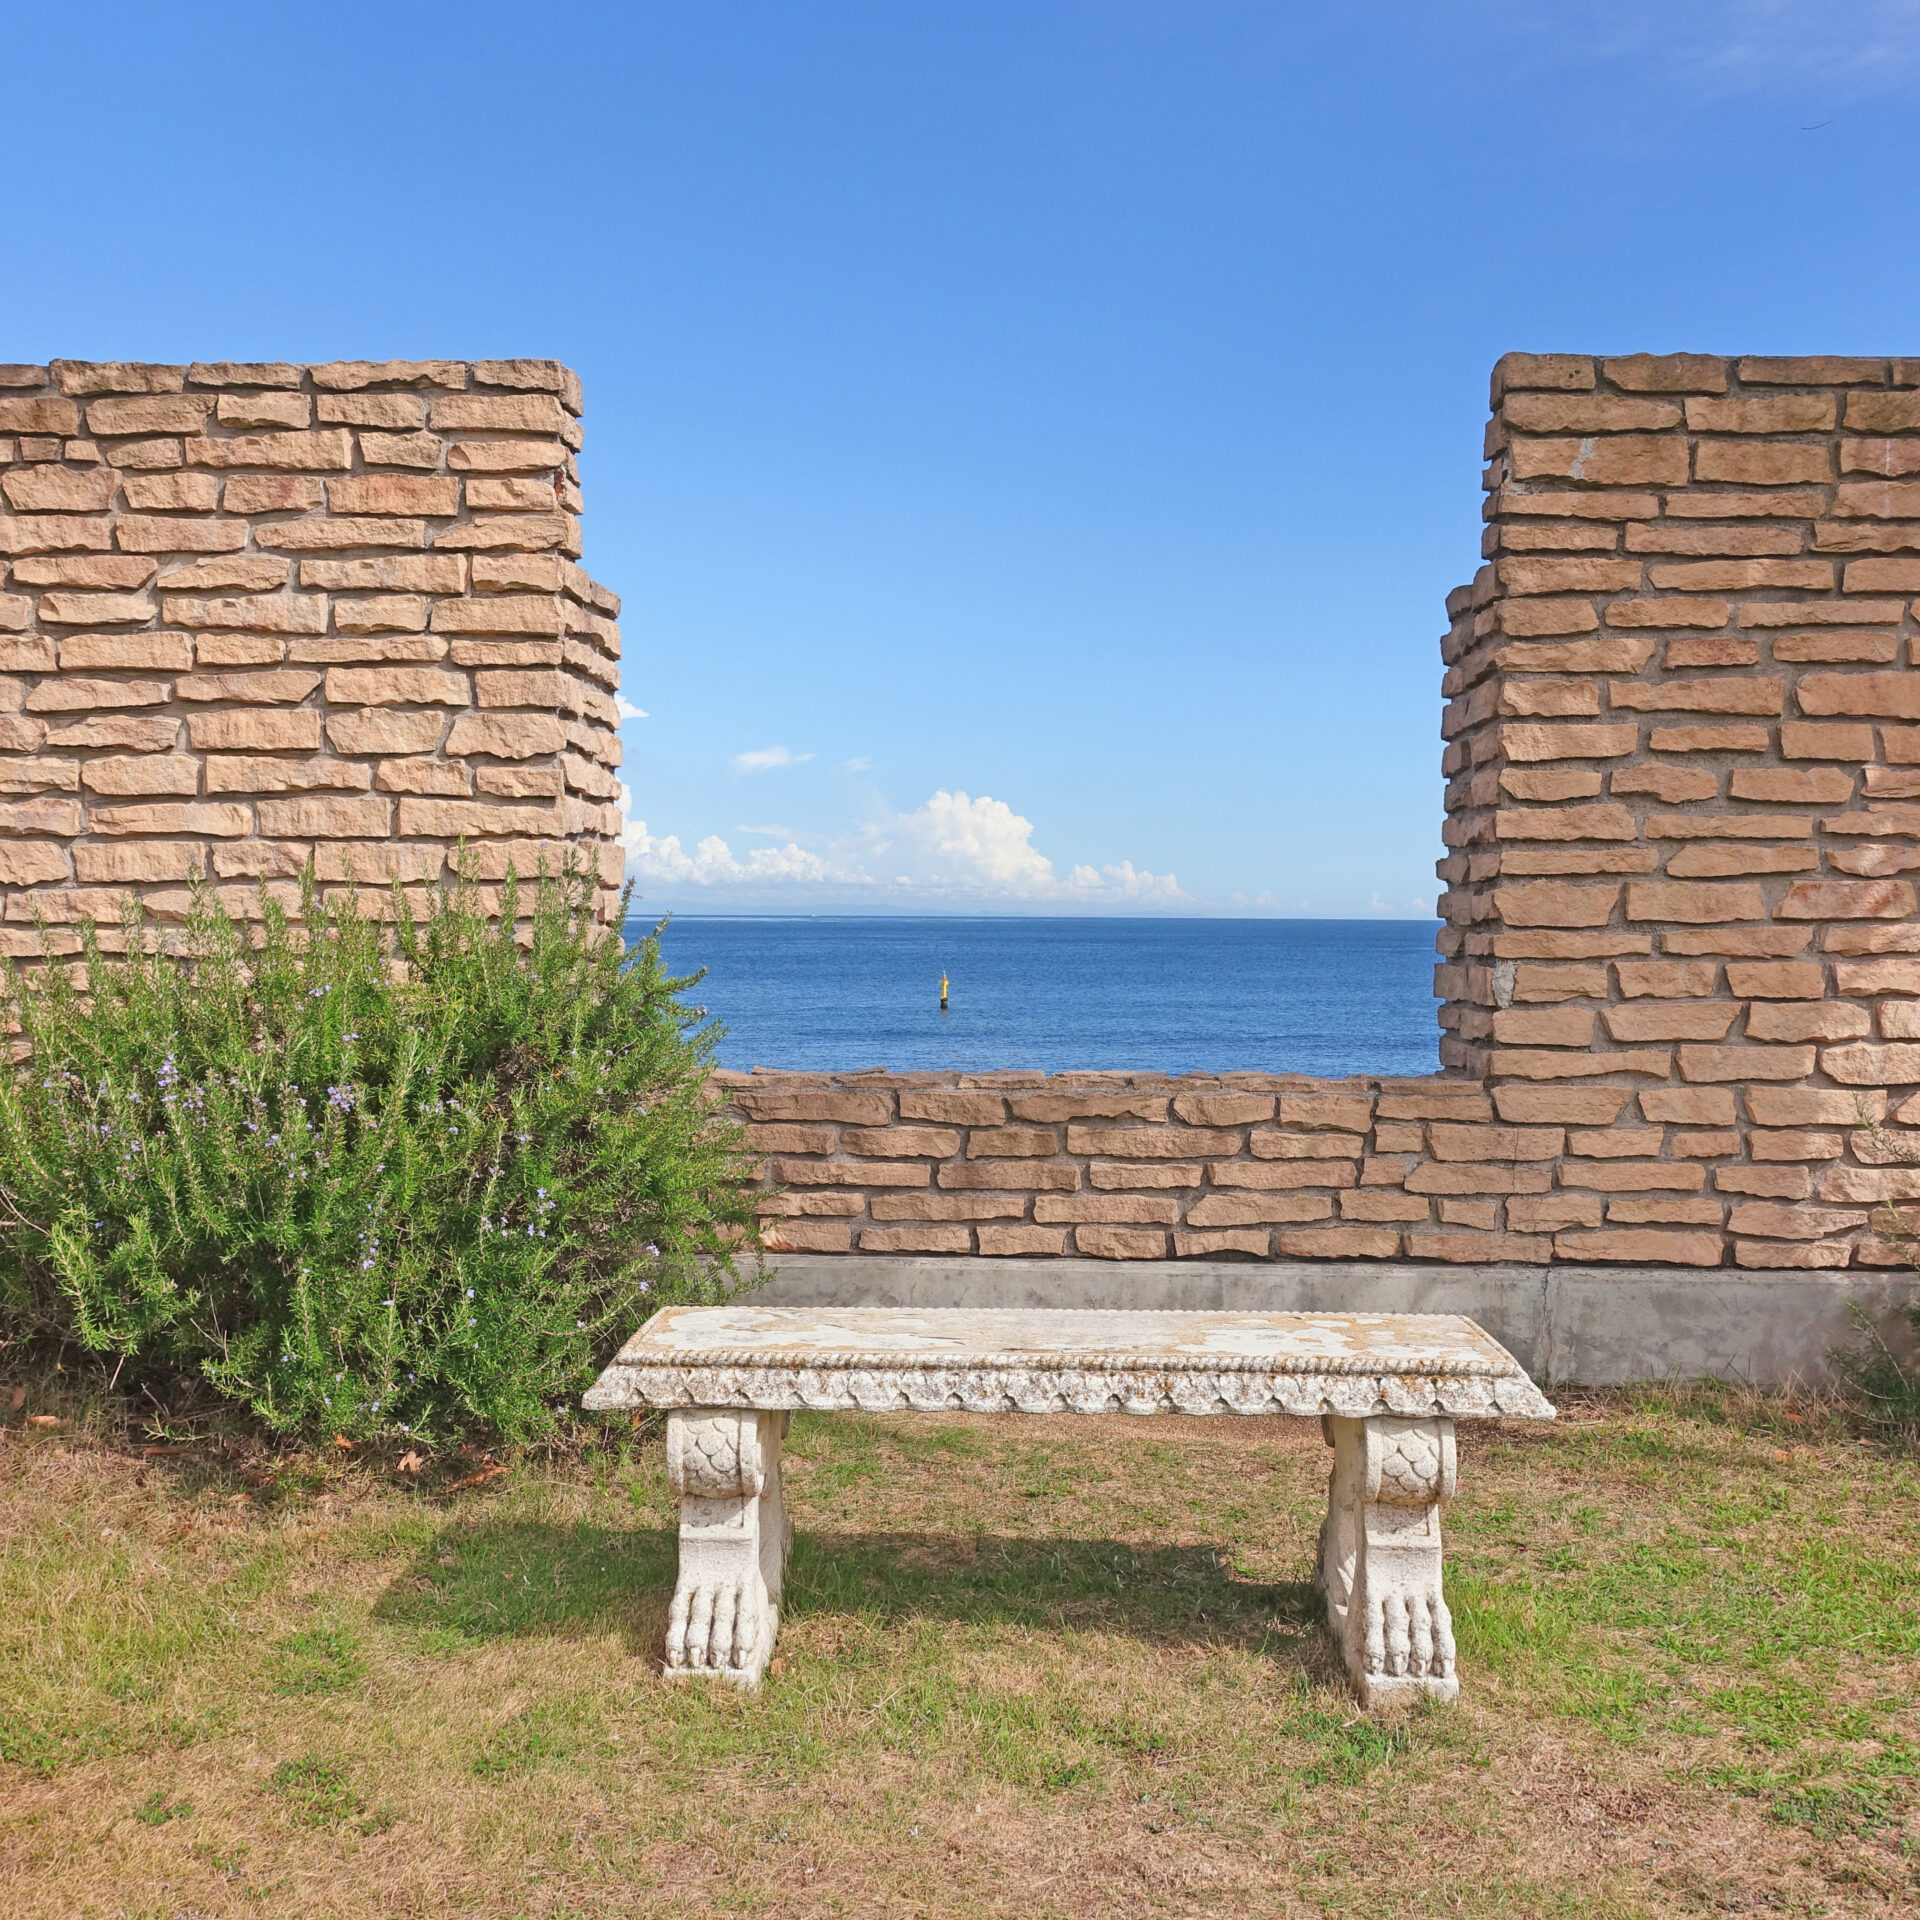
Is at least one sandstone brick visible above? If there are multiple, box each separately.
[431,595,564,636]
[0,466,119,513]
[253,516,426,552]
[1403,1161,1551,1195]
[113,514,246,554]
[1036,1194,1182,1225]
[1553,1228,1723,1265]
[79,754,200,795]
[1666,845,1819,879]
[761,1221,854,1253]
[859,1225,971,1254]
[1601,1003,1740,1043]
[942,1160,1080,1191]
[962,1126,1060,1157]
[1374,1090,1494,1120]
[1819,1165,1920,1202]
[474,765,558,799]
[1834,958,1920,995]
[1335,1191,1428,1222]
[209,756,372,795]
[1692,442,1831,485]
[1509,435,1689,486]
[1610,768,1718,805]
[1496,556,1642,595]
[45,715,175,750]
[1741,355,1883,384]
[214,478,320,520]
[1797,671,1920,721]
[1490,1086,1631,1124]
[181,428,350,471]
[216,391,311,431]
[84,395,210,436]
[1496,803,1636,841]
[0,757,77,794]
[1209,1159,1357,1191]
[1562,1126,1665,1159]
[772,1156,926,1189]
[1675,1044,1818,1083]
[883,1091,1000,1127]
[1648,725,1773,754]
[0,717,47,751]
[1749,1127,1846,1161]
[1780,879,1914,918]
[1491,882,1621,928]
[38,589,159,626]
[1726,1201,1868,1241]
[307,842,443,883]
[1067,1124,1237,1158]
[174,670,321,705]
[58,635,193,671]
[1274,1091,1375,1131]
[1605,353,1727,393]
[962,1224,1063,1256]
[1664,928,1811,957]
[1606,1198,1724,1225]
[1685,394,1837,433]
[1821,1043,1920,1084]
[0,842,71,885]
[323,666,468,708]
[1169,1091,1274,1125]
[1649,560,1833,593]
[443,712,563,758]
[1603,597,1732,629]
[25,677,168,712]
[88,802,249,837]
[870,1193,1025,1221]
[446,438,570,472]
[1638,1087,1736,1125]
[1779,721,1874,761]
[163,592,327,633]
[1665,637,1760,668]
[72,842,203,883]
[1406,1228,1552,1263]
[14,554,156,588]
[839,1125,961,1157]
[1071,1225,1164,1258]
[1743,598,1905,627]
[1499,724,1638,763]
[1490,1007,1594,1047]
[1167,1228,1267,1257]
[1493,353,1596,396]
[1613,679,1785,716]
[1276,1225,1399,1259]
[1088,1161,1199,1189]
[1506,1193,1602,1232]
[179,708,321,753]
[1490,1048,1670,1080]
[1625,881,1762,923]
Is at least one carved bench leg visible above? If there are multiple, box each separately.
[1316,1414,1458,1706]
[664,1408,791,1686]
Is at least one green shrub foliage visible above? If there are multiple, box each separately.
[0,869,757,1442]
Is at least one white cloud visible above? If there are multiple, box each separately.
[736,824,795,838]
[732,746,815,774]
[840,756,874,775]
[616,696,649,722]
[619,782,1184,904]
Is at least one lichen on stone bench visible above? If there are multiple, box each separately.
[584,1305,1554,1703]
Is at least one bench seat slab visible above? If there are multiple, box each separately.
[584,1306,1556,1421]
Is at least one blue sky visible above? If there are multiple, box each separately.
[6,2,1920,915]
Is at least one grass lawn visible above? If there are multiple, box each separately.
[0,1386,1915,1917]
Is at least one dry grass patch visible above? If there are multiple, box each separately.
[0,1387,1915,1916]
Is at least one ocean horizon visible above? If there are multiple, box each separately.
[638,914,1443,1078]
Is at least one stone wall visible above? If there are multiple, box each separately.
[730,351,1920,1271]
[0,358,623,952]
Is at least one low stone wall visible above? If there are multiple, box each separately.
[0,357,624,951]
[720,1069,1912,1268]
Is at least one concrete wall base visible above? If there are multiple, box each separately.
[740,1256,1920,1390]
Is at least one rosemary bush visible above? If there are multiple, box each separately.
[0,870,757,1443]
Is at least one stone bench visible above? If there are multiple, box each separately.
[583,1305,1556,1704]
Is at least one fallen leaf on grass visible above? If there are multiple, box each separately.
[446,1464,508,1492]
[8,1386,24,1410]
[141,1443,192,1458]
[333,1435,354,1451]
[396,1451,425,1476]
[26,1414,60,1428]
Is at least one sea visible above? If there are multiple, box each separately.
[637,916,1442,1079]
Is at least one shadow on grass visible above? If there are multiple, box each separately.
[372,1517,1319,1666]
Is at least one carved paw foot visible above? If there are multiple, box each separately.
[666,1570,773,1682]
[1362,1581,1455,1685]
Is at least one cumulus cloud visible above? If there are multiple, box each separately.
[615,695,649,722]
[732,746,814,774]
[620,782,1184,904]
